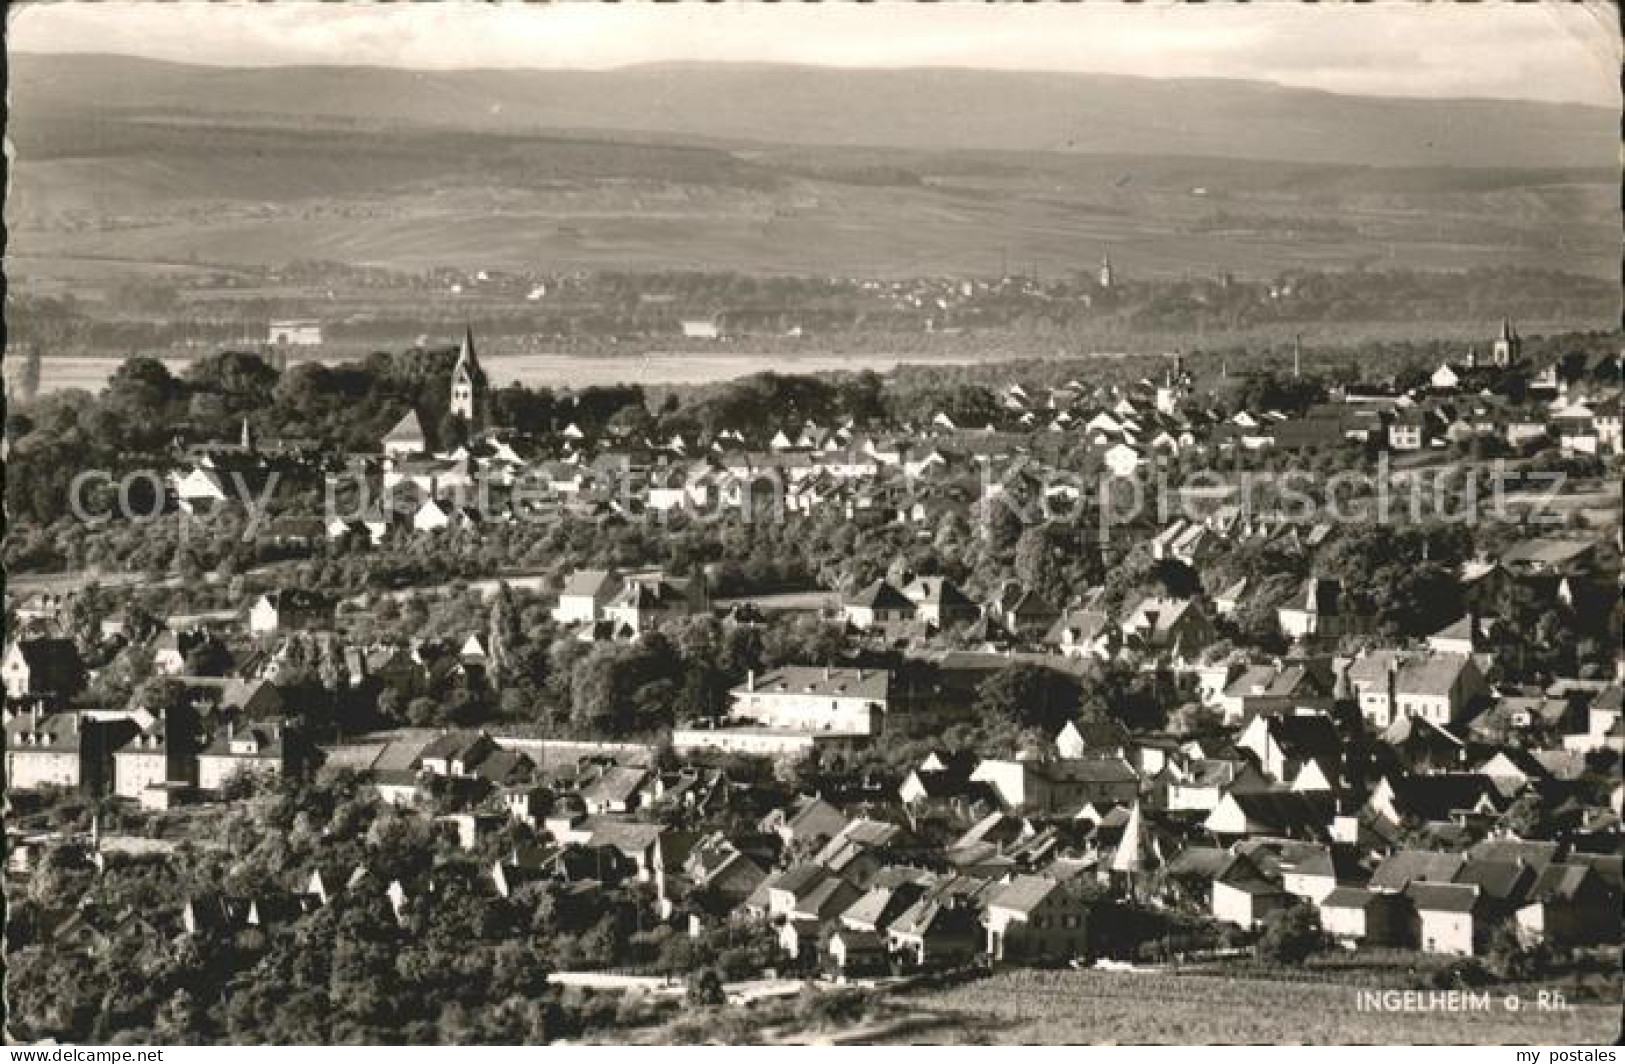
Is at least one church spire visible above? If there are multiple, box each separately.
[449,325,487,425]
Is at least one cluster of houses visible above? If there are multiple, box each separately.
[154,324,1621,541]
[7,323,1620,985]
[111,655,1617,971]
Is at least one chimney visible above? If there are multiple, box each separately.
[227,721,235,740]
[746,669,755,693]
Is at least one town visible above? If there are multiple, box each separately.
[5,304,1621,1043]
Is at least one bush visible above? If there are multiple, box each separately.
[686,968,725,1007]
[1254,903,1325,966]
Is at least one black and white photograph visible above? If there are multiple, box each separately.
[3,0,1622,1048]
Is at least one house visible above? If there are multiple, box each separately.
[1213,577,1249,618]
[248,590,335,635]
[684,834,768,905]
[1274,405,1353,451]
[580,766,651,815]
[382,409,429,458]
[1348,652,1487,728]
[752,863,856,920]
[1165,760,1271,812]
[842,579,917,631]
[729,666,890,735]
[113,719,198,804]
[822,927,889,977]
[1204,791,1334,841]
[1406,882,1486,956]
[1387,408,1431,451]
[1219,660,1337,723]
[1318,887,1408,947]
[1045,608,1119,661]
[1236,713,1340,789]
[1514,863,1622,948]
[840,880,929,933]
[1211,854,1294,929]
[1119,596,1213,663]
[1277,578,1365,641]
[152,628,219,676]
[1272,842,1363,904]
[887,890,984,970]
[1366,775,1504,826]
[552,569,623,625]
[197,722,288,793]
[984,874,1086,963]
[814,818,921,889]
[899,763,1000,818]
[988,583,1062,640]
[5,710,135,795]
[1055,720,1132,761]
[1378,715,1469,773]
[602,575,702,635]
[1367,850,1468,894]
[3,637,85,700]
[972,756,1140,813]
[901,576,978,629]
[761,795,848,848]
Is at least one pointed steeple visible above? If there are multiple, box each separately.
[240,417,254,452]
[1111,801,1150,876]
[449,325,487,425]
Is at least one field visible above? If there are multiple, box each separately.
[861,968,1621,1045]
[7,58,1618,286]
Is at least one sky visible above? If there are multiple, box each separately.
[10,0,1621,107]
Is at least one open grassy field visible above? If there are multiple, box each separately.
[864,968,1621,1044]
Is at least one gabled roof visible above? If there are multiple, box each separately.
[1219,791,1335,836]
[6,637,82,676]
[1264,714,1341,760]
[1282,577,1346,615]
[902,576,975,611]
[987,874,1059,915]
[1405,881,1481,914]
[845,579,915,611]
[840,881,926,930]
[384,408,426,443]
[1320,885,1381,910]
[560,569,620,598]
[1369,850,1467,891]
[1452,860,1534,905]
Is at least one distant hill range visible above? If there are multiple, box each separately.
[11,54,1615,168]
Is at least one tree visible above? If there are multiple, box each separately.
[974,662,1080,733]
[17,343,43,401]
[686,967,726,1007]
[1254,903,1324,965]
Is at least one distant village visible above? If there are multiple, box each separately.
[4,310,1621,1042]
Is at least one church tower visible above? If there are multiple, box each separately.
[449,325,488,426]
[1492,318,1521,367]
[1098,251,1114,289]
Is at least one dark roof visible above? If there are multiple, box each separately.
[1369,850,1466,891]
[1405,881,1481,913]
[845,579,915,611]
[1320,886,1379,910]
